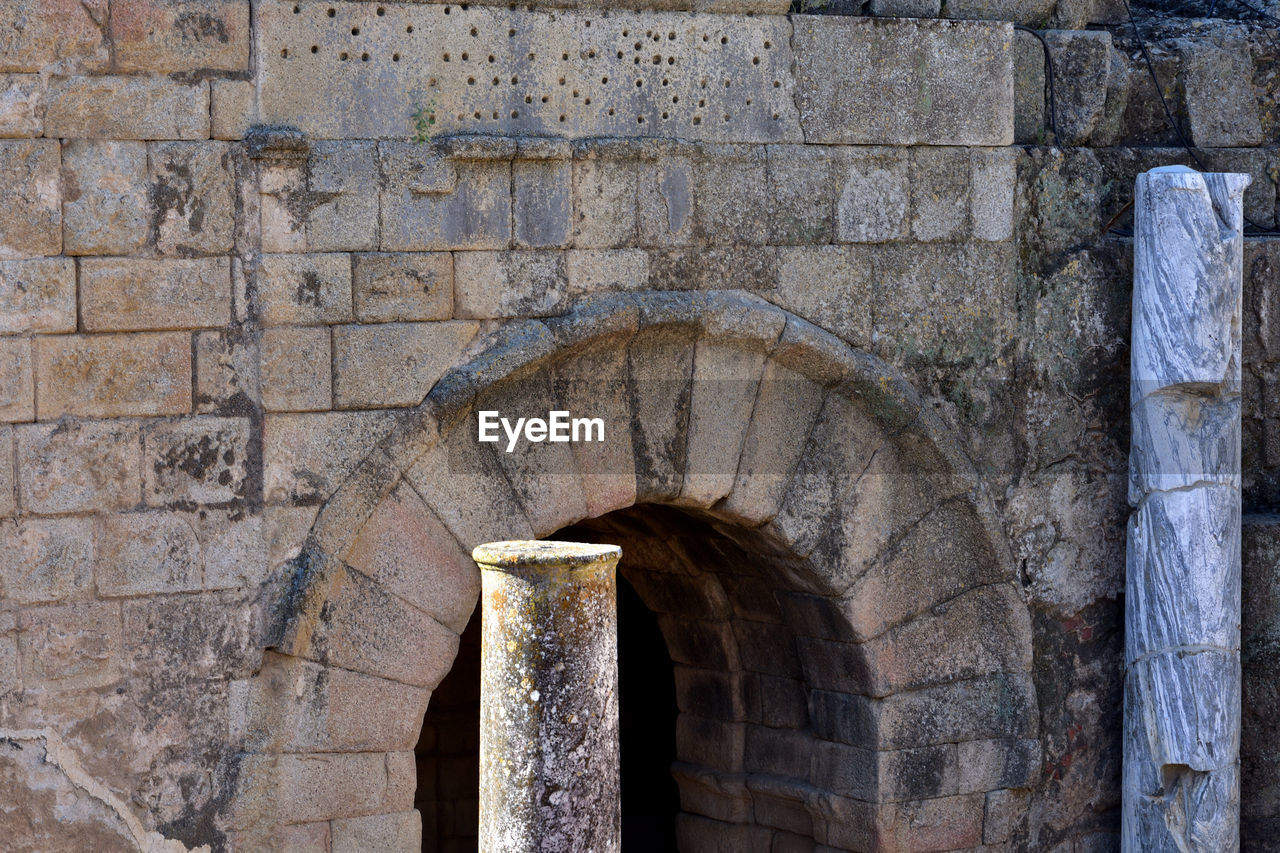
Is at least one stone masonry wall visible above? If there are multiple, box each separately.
[1,0,1278,851]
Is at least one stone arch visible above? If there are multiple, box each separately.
[227,290,1039,851]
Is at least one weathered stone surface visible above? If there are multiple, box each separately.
[909,147,971,242]
[307,141,379,252]
[834,147,909,244]
[572,154,640,248]
[111,0,250,72]
[1042,29,1113,146]
[18,601,122,690]
[260,325,332,412]
[970,147,1017,241]
[0,427,12,517]
[194,328,257,413]
[565,249,648,296]
[646,246,777,294]
[211,78,255,140]
[0,0,108,73]
[773,245,872,350]
[956,737,1040,792]
[1014,29,1047,144]
[380,145,511,251]
[94,511,203,595]
[142,415,249,506]
[0,258,75,333]
[61,139,148,256]
[236,751,414,827]
[81,257,231,331]
[258,3,800,142]
[333,321,477,408]
[767,144,841,245]
[45,75,209,140]
[35,332,191,418]
[262,410,398,504]
[515,158,572,248]
[455,250,566,318]
[16,419,140,513]
[0,74,43,137]
[353,252,453,323]
[0,140,59,259]
[332,811,423,852]
[1182,39,1264,148]
[793,16,1013,146]
[149,141,236,255]
[0,516,94,604]
[257,252,354,325]
[0,337,33,423]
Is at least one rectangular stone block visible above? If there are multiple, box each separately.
[333,321,477,409]
[0,516,94,604]
[454,250,566,318]
[111,0,250,72]
[572,154,640,248]
[956,737,1040,792]
[514,158,571,248]
[261,326,332,412]
[150,142,237,255]
[62,139,149,256]
[308,141,379,252]
[773,245,873,350]
[35,332,192,419]
[1182,39,1264,148]
[565,249,648,296]
[16,419,141,513]
[0,140,59,259]
[142,416,250,506]
[0,0,107,73]
[194,329,257,413]
[833,146,909,244]
[263,410,398,505]
[0,337,33,423]
[95,511,203,596]
[381,147,511,252]
[0,427,12,517]
[331,811,422,853]
[793,16,1013,145]
[694,145,769,245]
[211,79,256,141]
[0,74,43,137]
[0,259,75,334]
[970,147,1017,241]
[768,144,842,245]
[18,601,121,691]
[45,75,209,140]
[257,252,353,325]
[81,257,231,331]
[910,147,971,242]
[353,252,452,322]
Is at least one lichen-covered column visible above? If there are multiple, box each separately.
[474,540,622,853]
[1124,166,1250,850]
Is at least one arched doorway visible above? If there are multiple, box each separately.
[227,291,1039,851]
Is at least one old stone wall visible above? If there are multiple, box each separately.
[0,0,1278,851]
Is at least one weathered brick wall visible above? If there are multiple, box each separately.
[0,0,1278,851]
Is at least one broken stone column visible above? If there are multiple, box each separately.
[1124,166,1250,851]
[474,540,622,853]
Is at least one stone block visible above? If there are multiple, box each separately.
[18,601,121,690]
[869,0,943,14]
[956,737,1040,792]
[658,615,740,671]
[149,142,236,255]
[260,326,332,412]
[0,0,108,73]
[970,147,1017,241]
[0,140,59,259]
[346,481,479,633]
[194,329,257,413]
[0,337,33,423]
[834,146,909,244]
[646,246,777,293]
[745,726,814,779]
[773,246,873,350]
[61,139,147,256]
[671,764,752,823]
[1014,29,1047,144]
[878,792,985,851]
[142,415,249,506]
[637,150,697,247]
[111,0,250,72]
[514,158,572,248]
[572,154,640,248]
[211,79,255,140]
[909,147,971,242]
[16,419,140,513]
[793,16,1013,145]
[308,566,460,688]
[259,159,307,254]
[983,787,1030,844]
[45,75,209,140]
[35,332,191,418]
[565,249,649,296]
[675,815,774,853]
[262,410,398,504]
[0,516,94,604]
[677,714,746,771]
[81,257,231,331]
[768,144,841,245]
[308,141,379,252]
[694,145,769,245]
[381,146,511,251]
[0,74,43,137]
[1042,29,1113,146]
[123,589,257,679]
[257,252,353,325]
[0,427,12,517]
[0,258,75,333]
[95,511,203,595]
[353,252,452,322]
[454,250,566,318]
[1182,39,1264,148]
[332,811,422,853]
[674,666,749,721]
[333,321,477,408]
[628,320,697,502]
[246,752,406,825]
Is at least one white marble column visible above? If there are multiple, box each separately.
[1124,166,1250,851]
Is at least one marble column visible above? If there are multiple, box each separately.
[1124,166,1250,850]
[474,540,622,853]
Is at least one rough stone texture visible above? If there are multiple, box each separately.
[260,326,332,412]
[353,252,453,322]
[455,250,567,318]
[1043,29,1114,146]
[308,141,380,252]
[0,140,60,259]
[62,140,148,256]
[0,258,75,333]
[81,257,231,331]
[0,516,94,604]
[333,321,478,408]
[0,73,44,137]
[142,416,249,506]
[149,142,237,256]
[16,419,141,514]
[0,337,34,423]
[34,332,192,418]
[45,75,209,140]
[110,0,251,73]
[1125,167,1247,850]
[211,79,255,141]
[0,0,108,73]
[1181,39,1264,148]
[257,252,354,325]
[380,148,511,252]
